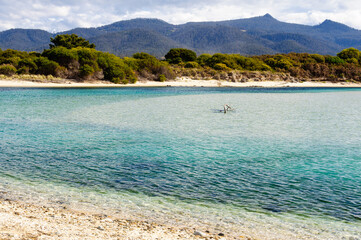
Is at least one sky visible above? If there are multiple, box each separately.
[0,0,360,32]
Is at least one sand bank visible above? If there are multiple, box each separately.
[1,77,361,88]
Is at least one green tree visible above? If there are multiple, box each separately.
[184,61,199,68]
[158,74,166,82]
[42,46,78,67]
[235,56,271,71]
[133,52,157,60]
[79,64,95,78]
[133,52,160,71]
[213,63,231,71]
[337,48,360,60]
[132,52,174,80]
[197,54,212,66]
[346,58,359,64]
[18,58,38,73]
[265,55,294,70]
[325,56,345,64]
[34,57,63,76]
[76,47,99,72]
[206,53,238,69]
[165,48,197,64]
[0,64,17,76]
[310,54,325,63]
[97,52,137,83]
[49,34,96,49]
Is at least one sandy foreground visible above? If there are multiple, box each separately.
[0,199,239,240]
[1,77,361,88]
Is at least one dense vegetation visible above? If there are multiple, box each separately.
[164,47,361,82]
[0,34,361,83]
[0,34,175,83]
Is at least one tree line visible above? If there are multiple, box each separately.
[0,34,361,83]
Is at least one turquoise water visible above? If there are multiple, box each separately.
[1,87,361,239]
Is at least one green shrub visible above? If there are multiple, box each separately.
[135,56,161,72]
[42,46,78,67]
[310,54,325,63]
[76,48,98,67]
[79,64,95,78]
[265,55,294,70]
[123,57,139,70]
[0,49,29,59]
[49,34,95,49]
[132,54,174,80]
[133,52,156,60]
[16,67,29,74]
[18,58,38,73]
[0,56,21,67]
[165,48,197,64]
[337,48,360,60]
[29,52,41,57]
[206,53,238,69]
[325,56,345,64]
[35,57,62,76]
[197,54,212,66]
[277,59,293,70]
[0,64,16,76]
[97,52,137,83]
[121,78,129,84]
[213,63,231,71]
[158,74,166,82]
[346,58,359,64]
[111,77,121,84]
[184,61,199,68]
[236,56,272,71]
[112,77,130,84]
[128,74,138,84]
[207,53,228,68]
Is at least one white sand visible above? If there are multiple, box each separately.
[0,199,237,240]
[1,77,361,88]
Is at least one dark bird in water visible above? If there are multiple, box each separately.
[212,104,234,113]
[223,104,232,113]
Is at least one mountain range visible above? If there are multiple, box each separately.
[0,14,361,58]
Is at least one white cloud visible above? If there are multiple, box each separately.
[0,0,360,32]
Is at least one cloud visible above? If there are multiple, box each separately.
[0,0,360,32]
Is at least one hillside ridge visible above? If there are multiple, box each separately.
[0,15,360,57]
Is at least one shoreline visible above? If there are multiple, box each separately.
[1,78,361,88]
[2,192,360,240]
[0,198,217,240]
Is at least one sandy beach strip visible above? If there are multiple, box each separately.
[0,199,238,240]
[1,78,361,88]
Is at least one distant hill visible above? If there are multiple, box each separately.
[0,14,360,57]
[0,29,52,51]
[167,24,275,55]
[90,29,183,57]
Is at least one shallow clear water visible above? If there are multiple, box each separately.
[1,87,361,239]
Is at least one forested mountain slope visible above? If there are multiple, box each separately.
[1,14,360,57]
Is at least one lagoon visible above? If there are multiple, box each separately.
[1,87,361,239]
